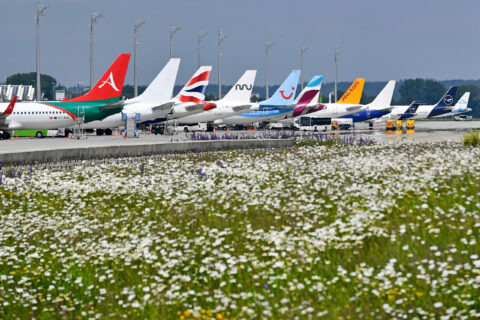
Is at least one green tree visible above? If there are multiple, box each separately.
[6,72,57,100]
[397,79,445,105]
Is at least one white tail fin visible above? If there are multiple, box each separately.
[132,58,180,103]
[368,80,396,110]
[221,70,257,102]
[454,92,470,111]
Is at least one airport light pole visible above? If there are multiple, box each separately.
[334,46,340,102]
[198,31,208,69]
[218,28,228,99]
[300,45,309,91]
[90,12,103,90]
[35,4,50,101]
[265,41,274,99]
[134,20,146,97]
[169,25,181,58]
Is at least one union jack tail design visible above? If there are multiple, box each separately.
[176,66,212,104]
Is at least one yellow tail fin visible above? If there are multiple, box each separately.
[336,78,365,104]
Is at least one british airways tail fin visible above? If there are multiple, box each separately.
[368,80,395,110]
[337,78,365,104]
[294,76,323,106]
[221,70,257,102]
[132,58,180,103]
[68,53,131,102]
[176,66,212,104]
[261,70,300,106]
[435,87,457,108]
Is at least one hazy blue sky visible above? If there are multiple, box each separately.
[1,0,480,87]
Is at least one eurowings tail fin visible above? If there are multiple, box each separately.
[337,78,365,104]
[261,70,300,106]
[368,80,396,110]
[294,76,323,106]
[176,66,212,104]
[68,53,131,102]
[132,58,180,103]
[221,70,257,102]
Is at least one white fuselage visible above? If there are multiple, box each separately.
[411,105,435,120]
[305,103,363,118]
[378,105,410,121]
[0,102,74,130]
[177,100,251,124]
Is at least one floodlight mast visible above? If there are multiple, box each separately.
[334,46,341,102]
[198,31,208,69]
[300,45,309,91]
[169,25,181,58]
[217,28,228,99]
[133,20,146,97]
[90,12,103,90]
[265,41,274,99]
[35,4,50,101]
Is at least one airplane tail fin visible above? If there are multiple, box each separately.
[435,87,457,108]
[368,80,396,110]
[406,101,422,114]
[337,78,365,104]
[262,70,301,106]
[132,58,180,103]
[221,70,257,102]
[453,92,469,111]
[68,53,130,102]
[294,76,323,106]
[1,96,17,118]
[176,66,212,104]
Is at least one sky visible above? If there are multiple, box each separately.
[1,0,480,88]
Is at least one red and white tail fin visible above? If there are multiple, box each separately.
[175,66,212,104]
[1,96,17,119]
[68,53,131,102]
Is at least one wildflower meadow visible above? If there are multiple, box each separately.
[0,141,479,319]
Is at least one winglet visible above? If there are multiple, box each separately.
[67,53,131,102]
[3,96,17,115]
[337,78,365,104]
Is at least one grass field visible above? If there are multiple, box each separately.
[1,141,480,319]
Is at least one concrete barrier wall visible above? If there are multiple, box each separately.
[0,139,294,164]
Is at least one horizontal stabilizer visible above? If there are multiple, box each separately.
[232,105,252,112]
[100,99,124,110]
[346,105,362,112]
[152,102,175,111]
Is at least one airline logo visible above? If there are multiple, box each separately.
[235,84,252,90]
[99,72,120,92]
[443,95,454,105]
[280,87,295,100]
[178,70,211,104]
[341,81,360,103]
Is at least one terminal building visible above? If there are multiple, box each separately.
[0,85,35,102]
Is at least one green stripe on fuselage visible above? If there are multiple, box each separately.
[43,97,122,122]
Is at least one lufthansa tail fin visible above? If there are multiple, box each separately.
[261,70,300,106]
[176,66,212,104]
[68,53,131,102]
[132,58,180,103]
[434,87,457,108]
[406,101,422,114]
[221,70,257,102]
[337,78,365,104]
[368,80,396,110]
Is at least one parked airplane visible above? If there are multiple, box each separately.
[432,92,470,118]
[338,80,396,122]
[378,101,422,121]
[217,70,301,125]
[411,87,457,119]
[83,58,181,134]
[298,78,366,119]
[175,70,257,125]
[0,53,130,138]
[0,97,18,139]
[140,66,213,125]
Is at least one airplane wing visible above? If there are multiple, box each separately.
[151,102,175,112]
[100,99,124,110]
[0,96,17,119]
